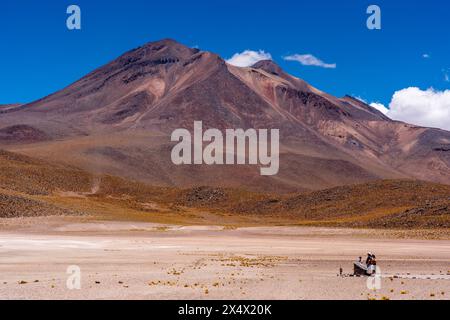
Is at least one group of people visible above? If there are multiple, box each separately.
[353,252,379,276]
[358,252,377,266]
[356,252,377,275]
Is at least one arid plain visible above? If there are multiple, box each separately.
[0,218,449,300]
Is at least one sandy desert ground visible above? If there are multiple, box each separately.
[0,218,449,300]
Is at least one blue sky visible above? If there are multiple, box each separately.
[1,0,449,106]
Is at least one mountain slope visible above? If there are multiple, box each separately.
[1,39,449,192]
[0,149,448,229]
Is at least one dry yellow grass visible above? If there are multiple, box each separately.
[1,150,449,230]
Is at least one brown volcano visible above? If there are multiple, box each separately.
[1,39,450,192]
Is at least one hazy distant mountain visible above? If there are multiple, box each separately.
[1,39,449,192]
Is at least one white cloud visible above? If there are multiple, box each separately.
[226,50,272,67]
[384,87,450,131]
[369,102,389,115]
[283,54,336,69]
[422,53,430,58]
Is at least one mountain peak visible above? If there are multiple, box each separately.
[2,39,450,191]
[251,60,284,77]
[143,38,187,49]
[125,39,200,62]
